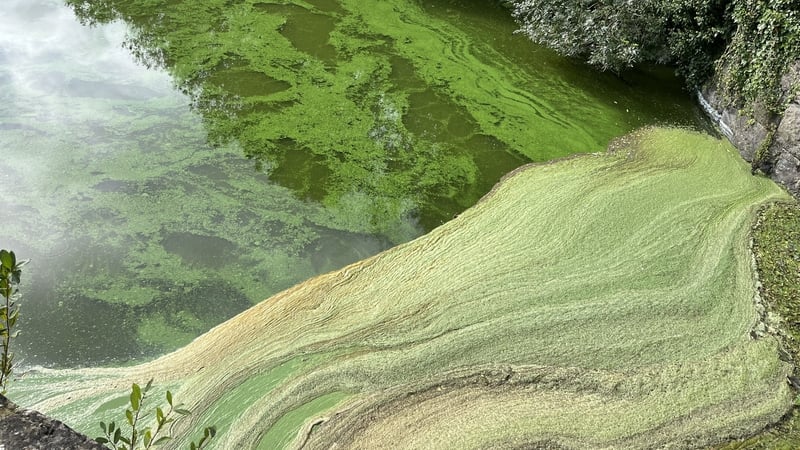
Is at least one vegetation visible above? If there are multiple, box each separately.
[96,380,216,450]
[753,203,800,344]
[716,0,800,115]
[510,0,675,72]
[717,202,800,448]
[510,0,800,111]
[12,128,793,448]
[0,249,26,394]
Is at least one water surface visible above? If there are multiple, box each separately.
[0,0,701,366]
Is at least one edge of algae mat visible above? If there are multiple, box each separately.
[19,128,795,449]
[716,202,800,449]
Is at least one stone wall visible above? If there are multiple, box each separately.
[700,62,800,199]
[0,394,105,450]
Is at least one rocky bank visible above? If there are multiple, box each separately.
[700,61,800,198]
[0,394,105,450]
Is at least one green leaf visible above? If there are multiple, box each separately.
[174,408,191,415]
[144,378,154,392]
[144,429,152,446]
[113,427,122,443]
[100,421,107,433]
[130,383,142,410]
[95,436,109,444]
[156,406,165,424]
[0,250,14,270]
[190,443,197,450]
[166,390,173,406]
[125,409,134,426]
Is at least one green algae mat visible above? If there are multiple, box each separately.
[14,128,794,448]
[1,0,698,367]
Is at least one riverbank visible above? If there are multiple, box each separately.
[717,202,800,449]
[700,61,800,200]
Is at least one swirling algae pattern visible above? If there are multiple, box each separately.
[14,128,794,448]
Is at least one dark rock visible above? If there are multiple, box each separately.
[700,62,800,199]
[0,394,106,450]
[772,103,800,195]
[699,87,769,163]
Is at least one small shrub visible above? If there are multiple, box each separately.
[0,249,28,394]
[96,379,216,450]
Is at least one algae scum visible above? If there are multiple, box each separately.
[1,0,698,367]
[14,128,793,449]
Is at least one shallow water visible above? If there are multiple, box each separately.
[0,0,701,367]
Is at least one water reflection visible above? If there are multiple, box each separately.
[0,0,417,367]
[0,0,172,118]
[63,0,533,231]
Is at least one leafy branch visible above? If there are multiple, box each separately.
[0,249,28,394]
[96,379,216,450]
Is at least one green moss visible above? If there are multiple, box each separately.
[755,203,800,339]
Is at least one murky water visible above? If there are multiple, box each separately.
[0,0,702,367]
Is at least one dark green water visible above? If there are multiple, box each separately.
[0,0,701,367]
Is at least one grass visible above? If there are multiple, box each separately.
[14,127,794,448]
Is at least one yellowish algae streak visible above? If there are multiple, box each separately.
[16,128,793,448]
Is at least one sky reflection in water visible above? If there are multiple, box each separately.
[1,0,406,367]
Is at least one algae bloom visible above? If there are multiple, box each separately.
[13,128,793,449]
